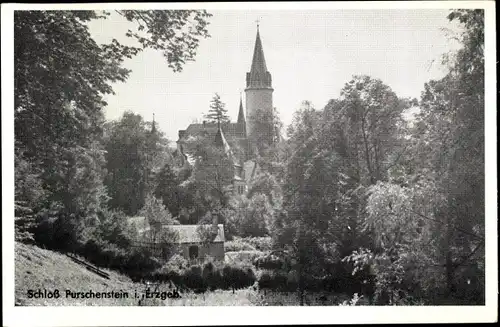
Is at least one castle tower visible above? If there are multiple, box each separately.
[245,25,273,144]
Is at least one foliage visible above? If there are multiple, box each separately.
[224,239,257,252]
[227,194,273,237]
[204,93,230,125]
[225,236,273,252]
[15,9,211,252]
[225,250,265,267]
[248,107,284,159]
[139,194,179,246]
[338,293,363,306]
[154,163,183,218]
[188,136,235,211]
[104,112,170,215]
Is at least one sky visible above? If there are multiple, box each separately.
[87,9,461,144]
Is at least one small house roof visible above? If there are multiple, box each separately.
[170,224,225,243]
[137,223,225,244]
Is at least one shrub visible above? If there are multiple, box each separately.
[224,239,256,252]
[163,254,189,273]
[226,250,264,266]
[258,271,273,290]
[253,253,286,270]
[202,261,223,291]
[244,237,273,251]
[221,264,256,291]
[184,265,206,291]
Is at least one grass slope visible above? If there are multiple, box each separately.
[15,243,262,306]
[15,242,355,306]
[15,242,140,306]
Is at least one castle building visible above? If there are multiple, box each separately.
[176,26,272,194]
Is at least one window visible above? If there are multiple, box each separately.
[237,185,245,195]
[189,245,199,259]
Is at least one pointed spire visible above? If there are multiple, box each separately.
[251,25,267,73]
[237,93,245,125]
[246,24,272,89]
[214,125,233,159]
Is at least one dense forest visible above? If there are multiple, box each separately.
[14,9,485,305]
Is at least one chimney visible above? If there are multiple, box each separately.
[212,210,218,229]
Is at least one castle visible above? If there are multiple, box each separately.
[176,26,274,194]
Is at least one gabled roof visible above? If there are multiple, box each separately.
[135,222,225,243]
[168,224,226,243]
[243,160,259,183]
[181,122,245,141]
[214,126,233,155]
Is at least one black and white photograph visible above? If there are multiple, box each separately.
[2,1,497,325]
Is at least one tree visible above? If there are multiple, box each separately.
[405,9,485,302]
[204,93,230,126]
[248,107,283,158]
[14,10,212,247]
[154,163,182,218]
[140,194,179,244]
[104,112,169,215]
[228,194,273,237]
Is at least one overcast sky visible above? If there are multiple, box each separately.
[87,9,461,144]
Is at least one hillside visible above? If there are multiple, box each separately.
[14,243,265,306]
[15,242,142,306]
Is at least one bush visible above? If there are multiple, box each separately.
[253,253,287,270]
[258,270,291,291]
[224,239,256,252]
[202,261,223,291]
[243,237,273,251]
[162,254,189,274]
[184,265,206,291]
[224,236,273,252]
[258,271,273,290]
[226,250,264,266]
[222,264,256,291]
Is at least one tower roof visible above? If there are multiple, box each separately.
[251,28,268,74]
[246,27,272,89]
[237,95,245,125]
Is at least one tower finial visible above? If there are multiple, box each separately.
[255,19,260,30]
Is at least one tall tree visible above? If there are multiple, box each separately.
[104,112,169,215]
[204,93,230,126]
[186,135,235,228]
[14,10,212,246]
[408,9,485,302]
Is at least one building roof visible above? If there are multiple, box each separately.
[214,126,234,158]
[243,160,259,183]
[247,28,272,89]
[180,122,245,141]
[237,96,246,127]
[251,28,268,75]
[168,224,225,243]
[135,221,225,243]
